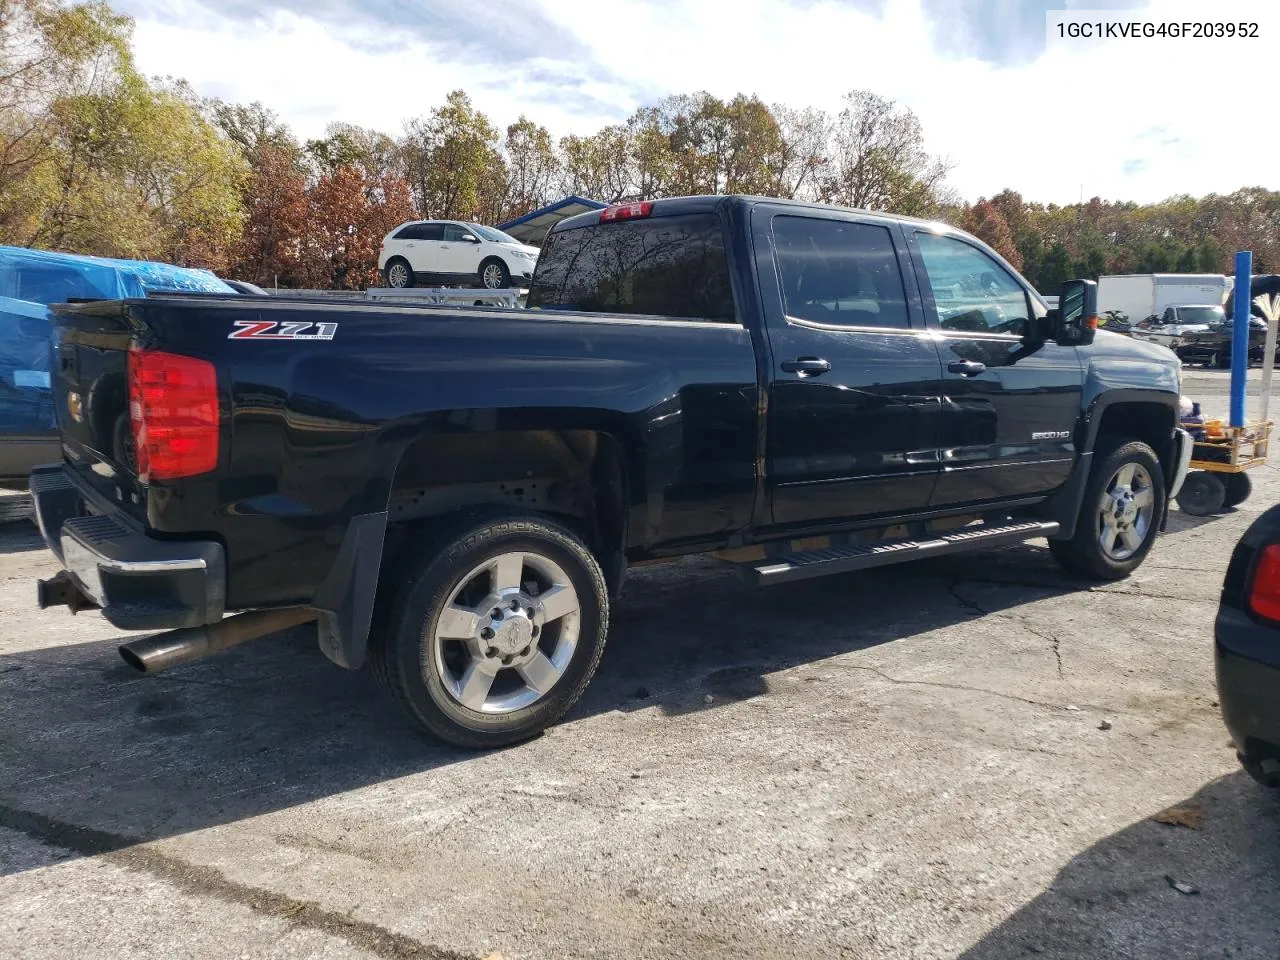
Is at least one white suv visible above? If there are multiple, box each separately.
[378,221,540,290]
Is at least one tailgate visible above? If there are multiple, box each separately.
[48,300,144,519]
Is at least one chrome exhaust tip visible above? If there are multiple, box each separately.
[119,607,317,673]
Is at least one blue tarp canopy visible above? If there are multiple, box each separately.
[0,246,234,434]
[497,196,608,246]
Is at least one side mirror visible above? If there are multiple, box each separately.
[460,234,480,244]
[1057,279,1097,345]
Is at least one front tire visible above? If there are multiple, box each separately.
[1049,439,1165,580]
[479,259,510,290]
[370,514,608,749]
[384,258,414,289]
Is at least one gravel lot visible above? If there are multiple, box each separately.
[1,367,1277,960]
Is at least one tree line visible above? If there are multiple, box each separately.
[3,0,1278,291]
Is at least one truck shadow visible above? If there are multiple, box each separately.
[0,539,1207,879]
[957,772,1280,959]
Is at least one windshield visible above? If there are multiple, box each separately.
[470,224,521,245]
[1175,305,1225,324]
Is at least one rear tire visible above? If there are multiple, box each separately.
[1222,471,1252,509]
[385,258,414,289]
[1049,439,1165,581]
[369,513,608,749]
[1176,471,1226,516]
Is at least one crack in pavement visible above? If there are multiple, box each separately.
[947,581,1066,679]
[947,580,987,617]
[933,573,1214,605]
[0,803,475,960]
[828,661,1110,714]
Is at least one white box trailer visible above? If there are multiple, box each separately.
[1097,274,1233,323]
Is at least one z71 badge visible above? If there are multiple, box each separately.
[228,320,338,341]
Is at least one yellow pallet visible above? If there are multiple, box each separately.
[1183,420,1272,474]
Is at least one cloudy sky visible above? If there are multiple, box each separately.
[115,0,1276,205]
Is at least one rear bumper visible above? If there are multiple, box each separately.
[1215,635,1280,787]
[31,464,225,630]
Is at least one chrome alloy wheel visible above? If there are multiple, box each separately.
[426,551,581,714]
[387,261,410,288]
[1097,462,1155,561]
[482,263,505,288]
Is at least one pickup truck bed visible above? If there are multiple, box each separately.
[32,195,1192,748]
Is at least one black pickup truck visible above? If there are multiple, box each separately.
[31,196,1193,747]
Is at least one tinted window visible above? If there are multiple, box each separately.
[914,232,1030,335]
[772,216,909,329]
[443,224,472,241]
[527,213,734,322]
[395,223,442,241]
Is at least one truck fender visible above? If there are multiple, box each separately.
[1046,388,1178,540]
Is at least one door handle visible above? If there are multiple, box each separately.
[781,357,831,376]
[948,360,986,376]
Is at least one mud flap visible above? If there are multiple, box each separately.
[1043,451,1093,540]
[311,511,387,669]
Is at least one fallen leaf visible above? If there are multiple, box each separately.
[1152,804,1204,830]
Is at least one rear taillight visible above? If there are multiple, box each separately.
[600,201,653,223]
[1248,543,1280,622]
[128,346,219,482]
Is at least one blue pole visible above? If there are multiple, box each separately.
[1231,250,1252,428]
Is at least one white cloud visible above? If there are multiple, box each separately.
[125,0,1279,204]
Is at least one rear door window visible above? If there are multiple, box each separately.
[772,216,911,329]
[395,223,443,241]
[527,213,735,322]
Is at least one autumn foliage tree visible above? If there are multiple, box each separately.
[962,200,1023,270]
[301,163,415,290]
[2,1,244,268]
[232,142,307,286]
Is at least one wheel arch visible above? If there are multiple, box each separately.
[312,426,631,673]
[1046,390,1179,541]
[478,255,510,282]
[1086,392,1179,479]
[381,427,631,592]
[383,255,413,284]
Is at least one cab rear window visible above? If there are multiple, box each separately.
[526,213,735,323]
